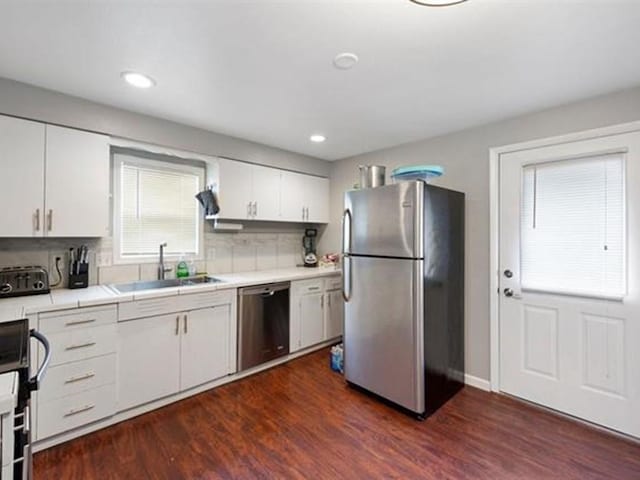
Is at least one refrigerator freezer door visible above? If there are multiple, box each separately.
[344,182,424,259]
[344,255,425,413]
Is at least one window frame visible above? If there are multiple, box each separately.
[518,152,628,301]
[112,151,205,265]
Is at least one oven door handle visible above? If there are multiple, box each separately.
[29,329,52,392]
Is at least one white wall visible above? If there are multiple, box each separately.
[0,77,329,176]
[323,86,640,382]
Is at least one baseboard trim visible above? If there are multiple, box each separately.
[465,374,491,392]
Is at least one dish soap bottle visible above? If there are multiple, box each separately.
[176,256,189,278]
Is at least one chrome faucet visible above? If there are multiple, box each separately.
[158,243,172,280]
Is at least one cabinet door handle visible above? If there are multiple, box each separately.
[47,209,53,232]
[175,315,180,335]
[65,372,95,384]
[34,209,40,231]
[65,318,96,327]
[321,295,324,308]
[328,294,331,307]
[184,314,188,334]
[247,202,252,218]
[302,206,305,221]
[253,202,258,217]
[64,404,95,417]
[308,286,320,291]
[305,207,309,221]
[65,341,96,351]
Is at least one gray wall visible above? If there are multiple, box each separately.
[0,77,329,176]
[323,85,640,382]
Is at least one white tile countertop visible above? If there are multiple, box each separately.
[0,266,341,322]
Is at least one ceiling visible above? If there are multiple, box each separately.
[1,1,640,161]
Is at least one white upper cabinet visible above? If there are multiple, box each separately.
[252,164,281,221]
[214,157,329,223]
[279,171,329,223]
[0,116,45,237]
[305,175,330,223]
[279,171,306,221]
[216,158,253,220]
[45,125,110,237]
[0,115,110,238]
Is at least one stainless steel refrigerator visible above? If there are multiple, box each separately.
[342,180,464,418]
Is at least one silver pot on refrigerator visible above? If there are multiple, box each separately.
[359,165,386,188]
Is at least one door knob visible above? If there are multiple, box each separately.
[503,269,513,278]
[503,288,514,297]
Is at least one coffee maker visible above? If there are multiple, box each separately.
[302,228,318,268]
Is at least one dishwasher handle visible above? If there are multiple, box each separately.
[239,281,290,296]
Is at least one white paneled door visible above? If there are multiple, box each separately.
[499,131,640,438]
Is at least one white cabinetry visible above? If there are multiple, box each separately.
[280,171,329,223]
[0,115,110,237]
[117,313,181,411]
[215,158,280,221]
[180,304,232,391]
[117,290,236,411]
[324,277,344,339]
[45,125,110,237]
[214,157,329,223]
[35,305,117,441]
[0,116,45,237]
[290,274,343,353]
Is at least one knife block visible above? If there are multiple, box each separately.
[68,262,89,289]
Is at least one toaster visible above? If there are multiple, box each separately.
[0,266,50,298]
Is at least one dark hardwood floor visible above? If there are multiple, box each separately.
[35,349,640,479]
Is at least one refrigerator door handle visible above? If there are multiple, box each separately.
[342,254,352,302]
[341,208,352,254]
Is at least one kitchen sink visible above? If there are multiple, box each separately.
[110,276,224,294]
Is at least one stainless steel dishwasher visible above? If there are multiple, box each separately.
[238,282,290,371]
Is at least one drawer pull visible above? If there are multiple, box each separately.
[308,287,320,291]
[64,372,96,384]
[64,404,95,417]
[65,341,96,351]
[65,318,97,327]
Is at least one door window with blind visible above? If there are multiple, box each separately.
[520,153,626,299]
[113,152,204,261]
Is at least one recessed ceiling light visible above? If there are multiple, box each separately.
[409,0,468,6]
[310,134,326,143]
[333,53,359,70]
[121,71,155,89]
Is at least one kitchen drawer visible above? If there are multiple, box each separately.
[118,295,181,321]
[46,324,116,367]
[37,383,115,440]
[291,279,324,296]
[39,353,116,403]
[38,305,116,335]
[179,289,234,311]
[324,275,342,291]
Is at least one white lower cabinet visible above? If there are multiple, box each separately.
[290,275,343,353]
[117,314,181,411]
[36,305,118,441]
[117,293,236,412]
[180,305,232,391]
[325,289,344,339]
[299,293,325,349]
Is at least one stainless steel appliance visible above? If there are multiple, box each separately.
[342,180,464,418]
[0,319,51,479]
[238,282,290,371]
[0,266,50,299]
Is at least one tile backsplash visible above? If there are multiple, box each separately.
[0,226,307,289]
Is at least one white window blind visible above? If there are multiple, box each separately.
[520,153,625,298]
[115,154,203,259]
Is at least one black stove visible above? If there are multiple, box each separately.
[0,319,51,480]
